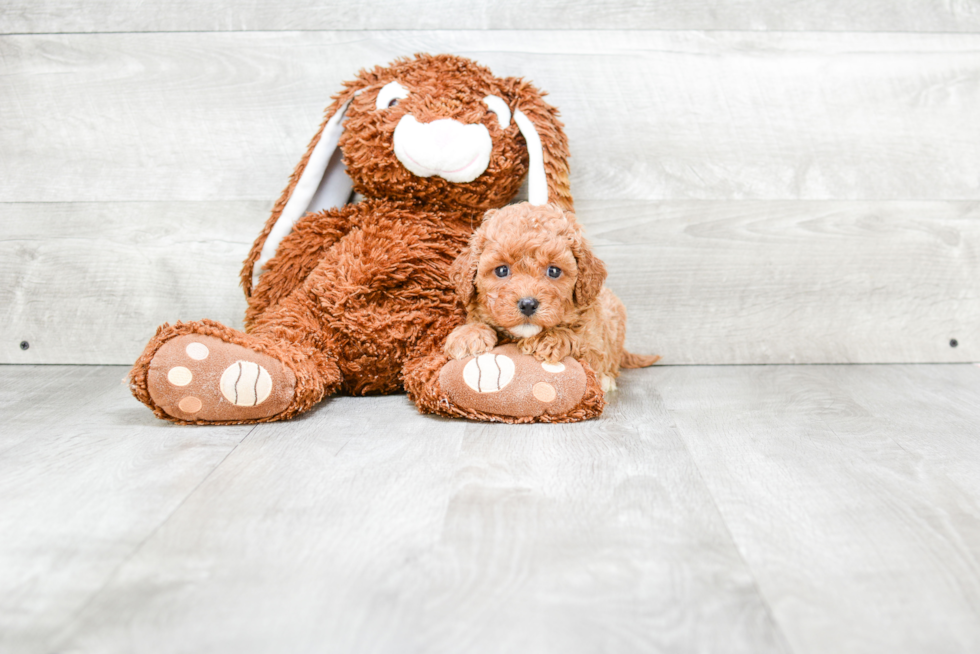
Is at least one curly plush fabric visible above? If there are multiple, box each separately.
[129,53,602,425]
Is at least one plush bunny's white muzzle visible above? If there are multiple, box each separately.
[393,116,493,183]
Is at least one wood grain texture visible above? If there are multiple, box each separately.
[825,365,980,499]
[0,365,253,654]
[583,199,980,365]
[656,363,980,654]
[4,31,980,203]
[3,200,976,365]
[0,364,111,453]
[3,0,980,33]
[5,364,980,652]
[0,202,261,365]
[48,376,789,654]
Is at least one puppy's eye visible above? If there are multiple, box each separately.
[547,266,562,279]
[376,81,409,111]
[494,265,510,278]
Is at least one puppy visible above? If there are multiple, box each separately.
[445,202,659,392]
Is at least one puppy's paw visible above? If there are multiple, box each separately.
[445,323,498,360]
[520,329,574,364]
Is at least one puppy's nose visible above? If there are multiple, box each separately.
[518,297,540,317]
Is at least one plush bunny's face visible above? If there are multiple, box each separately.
[338,56,535,211]
[246,54,572,292]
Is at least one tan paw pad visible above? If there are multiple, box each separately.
[146,334,296,422]
[220,361,273,406]
[440,344,587,418]
[532,382,557,403]
[178,396,203,413]
[185,342,209,360]
[463,353,515,393]
[167,366,193,386]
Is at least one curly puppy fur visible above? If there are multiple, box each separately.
[446,203,659,391]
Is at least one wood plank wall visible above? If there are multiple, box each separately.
[2,5,978,365]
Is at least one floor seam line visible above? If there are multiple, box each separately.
[46,423,259,648]
[657,382,801,654]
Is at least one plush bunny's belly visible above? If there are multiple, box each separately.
[304,211,473,395]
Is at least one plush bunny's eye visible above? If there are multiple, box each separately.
[377,81,409,110]
[494,265,510,278]
[547,266,562,279]
[483,95,511,129]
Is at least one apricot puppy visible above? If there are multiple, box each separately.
[446,202,659,391]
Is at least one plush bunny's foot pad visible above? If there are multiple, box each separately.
[145,335,296,423]
[435,344,604,422]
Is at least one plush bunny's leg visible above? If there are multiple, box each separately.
[130,319,341,425]
[404,344,605,423]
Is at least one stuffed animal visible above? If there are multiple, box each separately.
[129,53,605,425]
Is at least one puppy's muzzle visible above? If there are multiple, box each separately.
[518,297,540,317]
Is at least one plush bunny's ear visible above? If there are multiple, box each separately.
[505,79,573,212]
[241,91,359,296]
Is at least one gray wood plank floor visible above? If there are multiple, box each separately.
[2,363,979,653]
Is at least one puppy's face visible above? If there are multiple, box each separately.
[458,204,605,339]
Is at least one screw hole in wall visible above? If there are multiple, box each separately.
[950,339,959,348]
[19,341,30,351]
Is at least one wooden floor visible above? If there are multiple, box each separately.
[1,364,979,653]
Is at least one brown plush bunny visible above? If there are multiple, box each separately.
[129,54,605,425]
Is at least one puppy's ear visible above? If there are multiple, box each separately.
[571,235,607,307]
[499,77,573,212]
[241,76,371,296]
[451,230,487,307]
